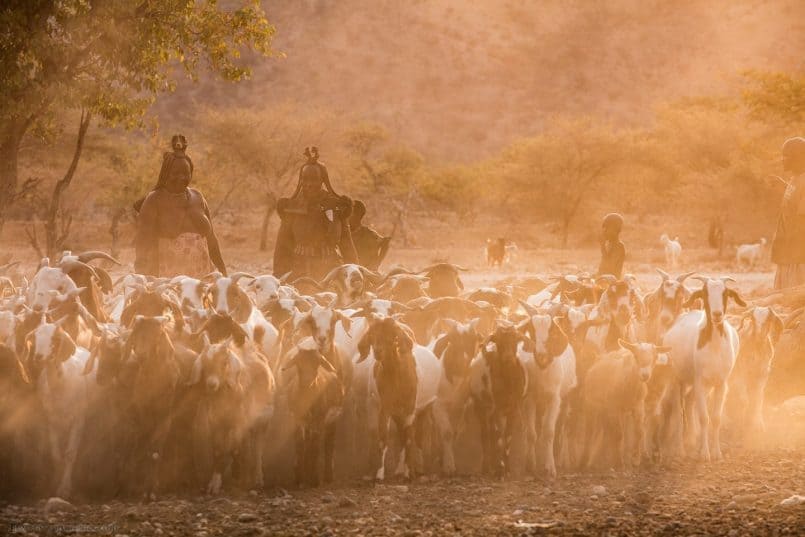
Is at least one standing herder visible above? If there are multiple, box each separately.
[273,148,357,279]
[349,200,391,271]
[771,137,805,289]
[134,135,227,277]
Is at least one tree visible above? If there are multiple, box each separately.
[498,117,623,248]
[742,70,805,124]
[0,0,277,248]
[343,122,389,192]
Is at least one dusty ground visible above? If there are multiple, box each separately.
[2,446,804,536]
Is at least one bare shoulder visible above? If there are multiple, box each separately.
[187,188,208,206]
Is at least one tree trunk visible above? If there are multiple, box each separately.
[259,192,278,251]
[0,126,24,236]
[44,110,92,259]
[109,207,126,259]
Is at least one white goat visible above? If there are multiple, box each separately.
[736,238,767,268]
[662,277,745,461]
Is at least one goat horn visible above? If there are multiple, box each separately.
[655,268,670,281]
[0,261,20,274]
[230,272,256,285]
[319,265,346,288]
[202,271,222,282]
[677,271,696,283]
[77,251,121,265]
[519,299,540,317]
[59,259,99,279]
[720,276,737,284]
[691,276,710,283]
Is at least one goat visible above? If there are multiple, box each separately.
[736,238,767,268]
[188,333,276,492]
[430,319,481,475]
[23,322,93,497]
[319,264,382,308]
[469,325,528,478]
[729,306,783,434]
[375,274,429,303]
[419,263,468,298]
[643,270,695,344]
[518,314,577,478]
[356,316,427,480]
[581,339,671,469]
[120,315,181,498]
[660,234,682,269]
[206,273,281,370]
[662,276,746,461]
[281,337,344,486]
[486,238,508,268]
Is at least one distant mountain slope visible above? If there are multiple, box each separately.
[158,0,805,161]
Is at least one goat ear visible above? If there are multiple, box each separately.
[726,289,747,308]
[337,311,352,332]
[187,353,203,385]
[356,331,372,363]
[433,335,449,359]
[281,355,298,371]
[54,329,76,363]
[683,289,703,309]
[618,338,636,353]
[770,309,784,344]
[396,329,414,354]
[226,352,243,391]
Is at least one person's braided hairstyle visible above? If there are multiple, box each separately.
[290,146,339,198]
[133,134,193,212]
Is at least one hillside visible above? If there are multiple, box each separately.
[157,0,805,161]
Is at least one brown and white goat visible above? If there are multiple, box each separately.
[356,316,420,480]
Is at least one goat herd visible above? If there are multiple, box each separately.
[0,252,786,502]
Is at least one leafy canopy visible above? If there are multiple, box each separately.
[0,0,277,132]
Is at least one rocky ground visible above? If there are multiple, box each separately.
[2,448,803,537]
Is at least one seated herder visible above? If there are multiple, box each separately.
[134,135,227,278]
[273,147,357,280]
[349,200,391,271]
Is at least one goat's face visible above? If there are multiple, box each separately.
[658,280,686,326]
[28,267,77,312]
[743,306,784,345]
[482,326,521,367]
[343,265,365,297]
[24,323,76,381]
[93,332,124,386]
[189,339,240,393]
[602,281,633,326]
[521,315,568,369]
[125,315,170,362]
[303,306,350,351]
[209,278,241,315]
[433,320,479,381]
[357,317,412,365]
[247,275,283,309]
[689,278,746,328]
[619,339,671,382]
[175,277,206,311]
[283,339,337,387]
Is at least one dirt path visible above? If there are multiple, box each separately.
[2,448,803,536]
